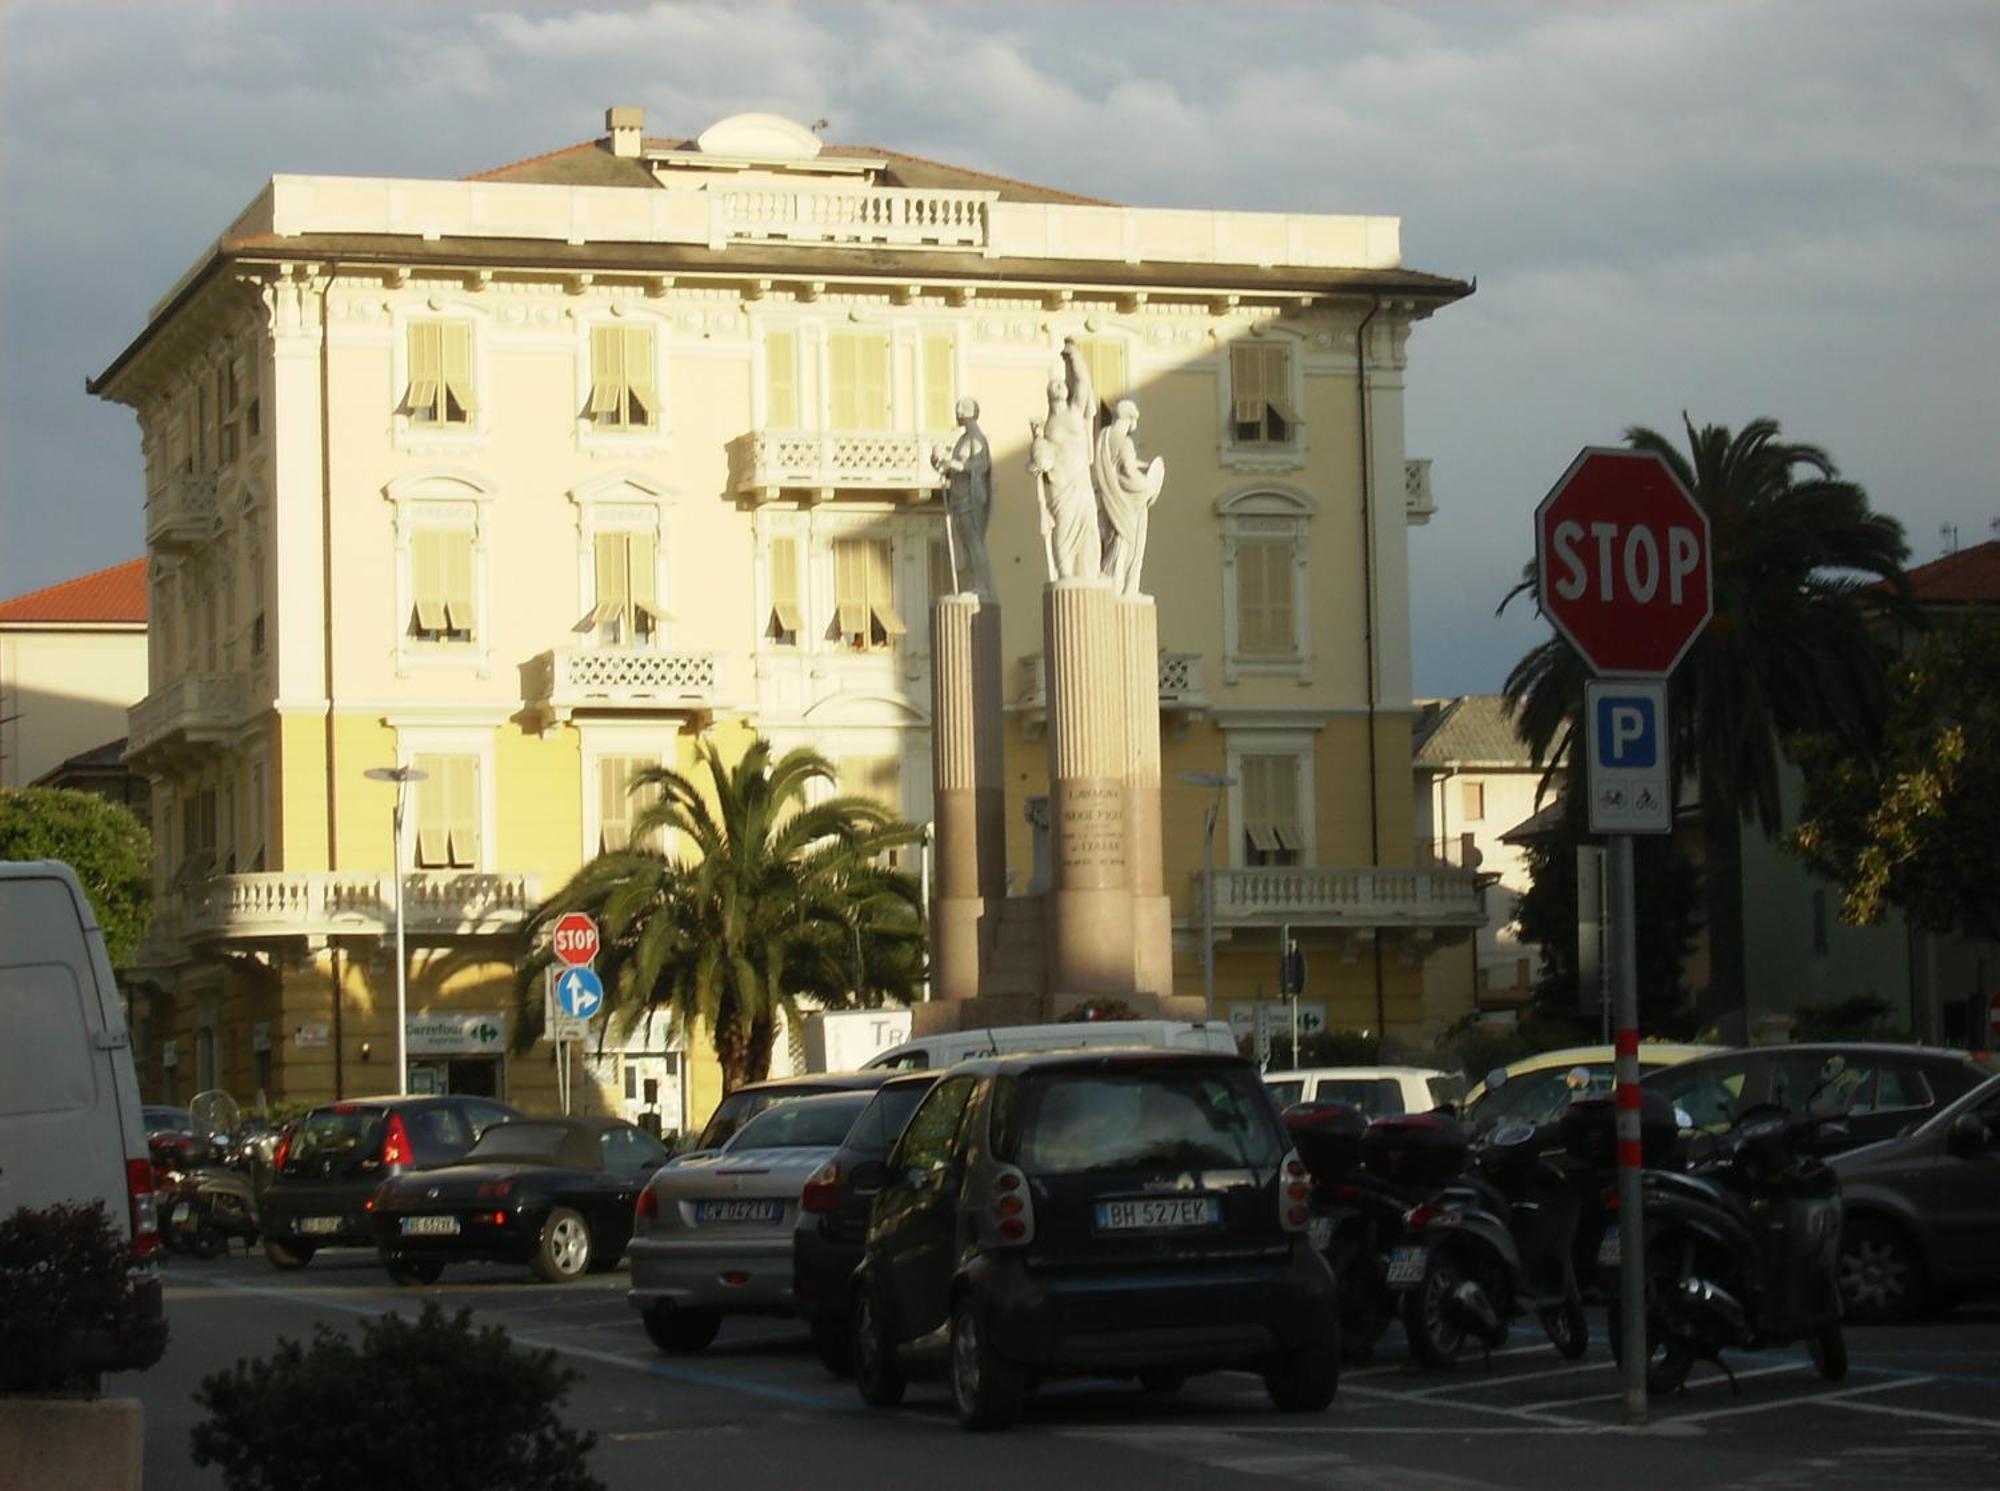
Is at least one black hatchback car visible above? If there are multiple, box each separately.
[794,1072,940,1373]
[850,1050,1338,1430]
[259,1094,519,1268]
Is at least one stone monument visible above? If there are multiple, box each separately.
[921,359,1199,1033]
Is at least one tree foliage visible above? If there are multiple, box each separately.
[190,1303,599,1491]
[0,786,152,965]
[1790,617,2000,940]
[513,738,924,1091]
[1503,417,1910,1020]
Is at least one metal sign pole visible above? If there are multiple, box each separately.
[1611,832,1647,1425]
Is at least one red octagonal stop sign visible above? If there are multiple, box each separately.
[1535,446,1713,677]
[551,911,599,967]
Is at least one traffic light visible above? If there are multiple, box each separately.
[1279,925,1305,997]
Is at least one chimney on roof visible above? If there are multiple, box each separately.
[606,106,644,158]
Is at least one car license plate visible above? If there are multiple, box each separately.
[1307,1215,1333,1250]
[400,1215,460,1237]
[298,1215,342,1236]
[1385,1244,1428,1288]
[697,1199,782,1224]
[1598,1224,1620,1267]
[1093,1196,1218,1232]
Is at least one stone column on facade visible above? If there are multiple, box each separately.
[1043,578,1134,998]
[1119,594,1174,999]
[928,594,1005,1001]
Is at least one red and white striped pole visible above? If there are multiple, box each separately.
[1610,833,1647,1424]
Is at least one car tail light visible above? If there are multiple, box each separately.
[801,1160,842,1215]
[126,1158,160,1259]
[272,1129,293,1173]
[1279,1150,1310,1231]
[635,1184,659,1226]
[476,1178,514,1200]
[1333,1183,1364,1204]
[1602,1186,1619,1213]
[490,1211,509,1227]
[990,1166,1033,1246]
[380,1113,414,1168]
[1404,1201,1447,1230]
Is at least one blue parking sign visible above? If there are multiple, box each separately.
[1594,693,1658,769]
[1584,680,1670,834]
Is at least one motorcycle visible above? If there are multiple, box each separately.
[1602,1059,1850,1394]
[1283,1101,1414,1362]
[1390,1114,1589,1369]
[161,1091,262,1258]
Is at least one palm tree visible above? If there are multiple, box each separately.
[513,738,925,1091]
[1504,417,1913,1030]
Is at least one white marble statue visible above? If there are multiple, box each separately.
[930,397,996,600]
[1094,397,1166,597]
[1027,339,1100,582]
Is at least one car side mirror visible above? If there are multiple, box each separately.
[849,1159,889,1193]
[1947,1113,1991,1158]
[1485,1068,1509,1092]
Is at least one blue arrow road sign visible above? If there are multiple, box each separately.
[555,966,605,1020]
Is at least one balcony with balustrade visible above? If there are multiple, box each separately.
[726,429,947,504]
[529,646,725,723]
[1010,650,1208,735]
[180,870,541,944]
[145,472,221,552]
[1202,863,1485,935]
[126,673,246,764]
[709,184,994,253]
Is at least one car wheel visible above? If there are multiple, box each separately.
[642,1304,721,1354]
[532,1207,592,1282]
[1403,1250,1467,1370]
[1809,1320,1848,1382]
[1136,1369,1185,1395]
[852,1279,905,1408]
[262,1236,315,1271]
[1264,1339,1339,1412]
[1839,1216,1924,1324]
[949,1296,1025,1431]
[812,1308,854,1378]
[1539,1298,1589,1360]
[381,1251,445,1286]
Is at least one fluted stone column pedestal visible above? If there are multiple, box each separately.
[927,594,1007,1003]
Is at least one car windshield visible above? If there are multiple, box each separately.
[1315,1078,1406,1117]
[726,1093,873,1151]
[1466,1068,1601,1128]
[467,1123,572,1162]
[696,1086,835,1150]
[143,1106,192,1133]
[282,1106,385,1174]
[1005,1066,1284,1175]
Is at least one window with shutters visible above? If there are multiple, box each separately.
[1074,337,1128,425]
[413,754,481,869]
[583,530,658,647]
[177,788,218,885]
[588,324,658,430]
[595,755,663,854]
[405,320,476,426]
[764,328,800,428]
[1218,487,1315,683]
[831,537,905,650]
[767,536,802,646]
[921,331,956,432]
[827,331,892,431]
[408,527,477,643]
[1238,753,1305,867]
[1229,340,1298,448]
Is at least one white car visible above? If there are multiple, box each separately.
[1262,1066,1463,1118]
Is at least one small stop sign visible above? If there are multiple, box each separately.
[1535,447,1712,678]
[552,912,599,967]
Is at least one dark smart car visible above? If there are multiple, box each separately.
[850,1049,1338,1430]
[367,1116,673,1283]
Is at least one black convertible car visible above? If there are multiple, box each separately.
[366,1116,672,1284]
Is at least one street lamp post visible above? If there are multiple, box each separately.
[364,765,428,1096]
[1178,771,1236,1023]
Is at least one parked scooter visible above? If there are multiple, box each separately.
[1389,1109,1589,1369]
[1601,1059,1851,1394]
[162,1091,262,1258]
[1283,1101,1412,1361]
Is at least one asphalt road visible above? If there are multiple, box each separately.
[124,1248,2000,1490]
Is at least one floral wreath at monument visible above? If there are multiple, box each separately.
[1058,998,1143,1024]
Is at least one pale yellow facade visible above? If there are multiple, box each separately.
[96,110,1477,1123]
[0,622,149,788]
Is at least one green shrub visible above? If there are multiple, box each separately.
[190,1303,601,1491]
[0,1201,166,1394]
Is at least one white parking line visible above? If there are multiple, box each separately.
[1339,1381,1593,1429]
[1398,1360,1607,1398]
[1670,1374,1936,1425]
[1518,1360,1800,1412]
[1341,1343,1554,1380]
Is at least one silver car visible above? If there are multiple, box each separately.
[629,1090,873,1353]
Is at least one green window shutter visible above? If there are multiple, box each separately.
[590,326,624,419]
[1263,344,1298,428]
[441,531,476,637]
[414,754,448,866]
[594,531,628,637]
[770,537,801,636]
[628,532,658,636]
[866,539,905,638]
[411,530,446,634]
[922,331,955,432]
[1231,342,1264,428]
[765,329,798,427]
[624,326,656,425]
[408,322,442,421]
[828,333,859,428]
[441,323,475,422]
[599,756,634,852]
[1235,539,1269,653]
[1242,756,1280,854]
[446,756,481,868]
[830,332,892,430]
[1264,541,1295,652]
[833,539,867,638]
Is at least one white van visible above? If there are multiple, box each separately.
[0,861,166,1365]
[860,1019,1239,1072]
[1263,1065,1464,1118]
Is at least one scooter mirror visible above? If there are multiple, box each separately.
[1564,1066,1592,1090]
[1674,1106,1695,1132]
[1819,1054,1847,1082]
[1484,1067,1510,1092]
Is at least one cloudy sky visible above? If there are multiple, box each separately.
[2,0,1993,696]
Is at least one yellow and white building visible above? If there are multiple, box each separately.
[92,108,1479,1120]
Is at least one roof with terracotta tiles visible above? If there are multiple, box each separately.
[1413,695,1535,770]
[1902,540,2000,605]
[0,559,147,625]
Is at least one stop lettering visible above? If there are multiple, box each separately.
[551,912,599,967]
[1535,447,1712,678]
